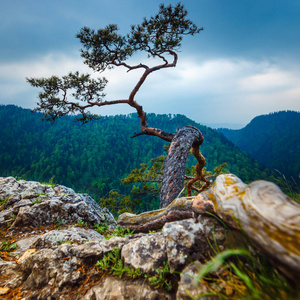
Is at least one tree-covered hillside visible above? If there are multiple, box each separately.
[218,111,300,183]
[0,105,277,202]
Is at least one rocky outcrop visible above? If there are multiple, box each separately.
[0,176,227,299]
[0,176,116,229]
[2,175,298,299]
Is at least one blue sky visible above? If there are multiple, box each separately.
[1,0,299,128]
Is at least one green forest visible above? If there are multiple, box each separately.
[0,105,280,213]
[218,111,300,185]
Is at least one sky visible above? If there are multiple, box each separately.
[1,0,299,128]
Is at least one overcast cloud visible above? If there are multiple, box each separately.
[1,0,299,127]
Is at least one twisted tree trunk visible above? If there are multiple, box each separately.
[160,125,210,208]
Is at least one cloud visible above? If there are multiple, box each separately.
[0,52,299,125]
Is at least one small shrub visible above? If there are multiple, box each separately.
[95,248,173,290]
[75,220,88,228]
[52,219,67,229]
[94,224,134,239]
[0,240,17,252]
[32,197,42,205]
[0,197,9,211]
[145,261,173,291]
[59,240,73,245]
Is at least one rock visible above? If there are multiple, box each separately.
[162,216,226,271]
[82,277,172,300]
[0,177,55,201]
[121,233,167,273]
[0,176,116,229]
[100,234,144,254]
[0,207,14,225]
[0,259,24,289]
[177,261,217,300]
[20,245,82,291]
[32,227,104,249]
[13,199,32,210]
[16,236,39,253]
[1,175,297,299]
[69,241,103,260]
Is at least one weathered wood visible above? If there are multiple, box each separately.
[118,197,194,232]
[119,174,300,283]
[160,126,207,208]
[193,174,300,283]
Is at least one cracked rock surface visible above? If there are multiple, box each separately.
[0,177,226,299]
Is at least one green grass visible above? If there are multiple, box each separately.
[274,171,300,204]
[94,224,134,239]
[32,197,43,205]
[95,248,173,291]
[190,227,300,300]
[75,220,88,228]
[0,197,9,211]
[0,240,17,252]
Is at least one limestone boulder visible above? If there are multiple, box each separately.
[162,216,226,271]
[121,232,167,273]
[32,227,104,249]
[82,277,172,300]
[177,261,218,300]
[0,176,116,229]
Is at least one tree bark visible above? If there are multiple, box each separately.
[159,125,206,208]
[118,197,195,233]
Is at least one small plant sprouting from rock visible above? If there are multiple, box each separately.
[37,192,48,196]
[75,220,88,228]
[59,240,73,245]
[52,219,67,229]
[93,223,109,235]
[0,240,17,252]
[95,248,133,278]
[0,197,9,211]
[145,261,173,291]
[94,224,134,239]
[32,197,42,205]
[41,176,56,188]
[0,240,17,258]
[95,248,173,291]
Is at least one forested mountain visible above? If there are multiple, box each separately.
[218,111,300,183]
[0,105,277,203]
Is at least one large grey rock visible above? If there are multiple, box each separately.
[16,236,39,253]
[32,227,104,249]
[162,216,226,271]
[0,176,116,229]
[82,277,172,300]
[121,233,167,273]
[0,176,229,299]
[19,241,104,292]
[100,233,144,254]
[0,177,56,201]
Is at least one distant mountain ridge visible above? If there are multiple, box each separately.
[218,111,300,183]
[0,105,277,207]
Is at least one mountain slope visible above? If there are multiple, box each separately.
[218,111,300,182]
[0,105,276,201]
